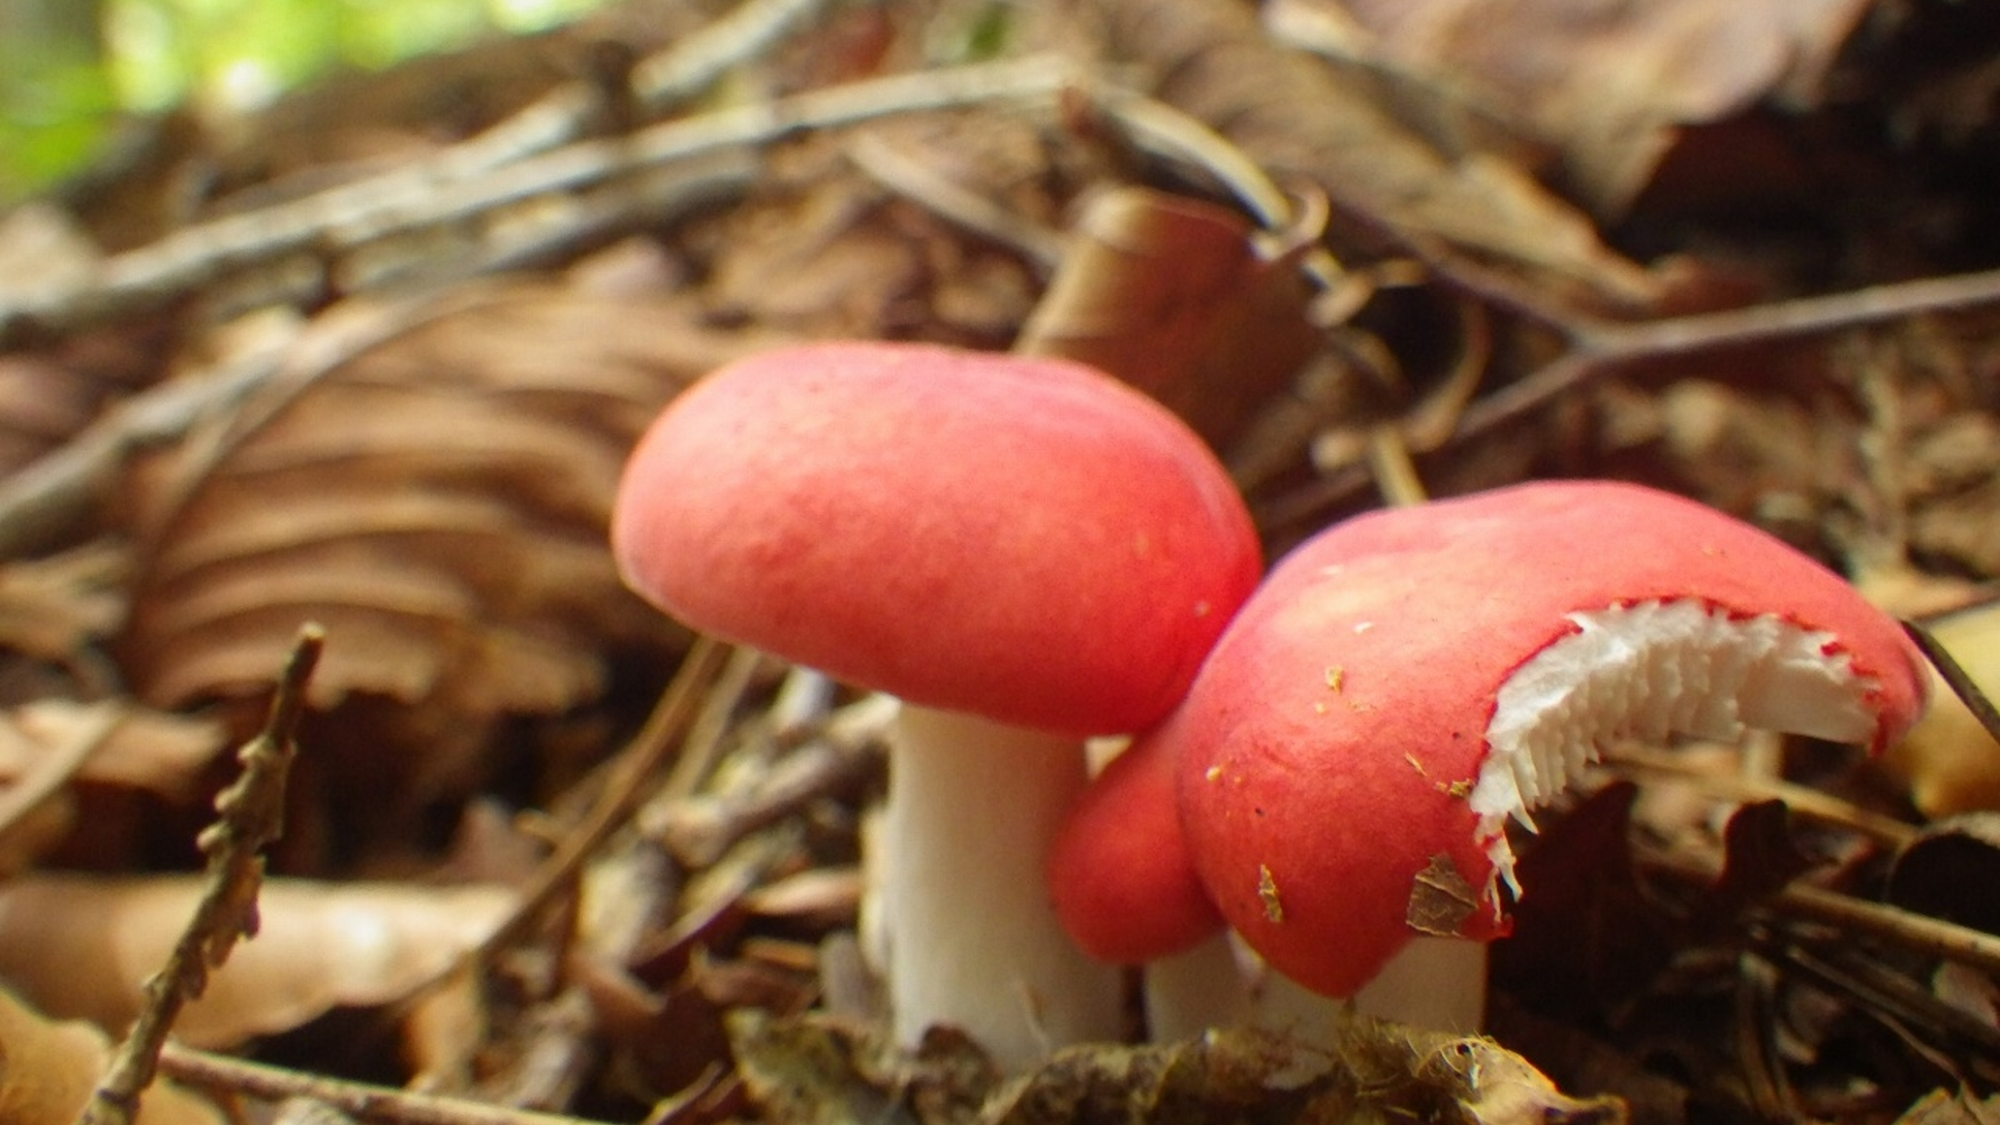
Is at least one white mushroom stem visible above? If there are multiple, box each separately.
[878,703,1123,1070]
[1142,933,1253,1043]
[1349,936,1487,1033]
[1143,933,1484,1043]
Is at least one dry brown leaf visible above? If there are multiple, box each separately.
[1015,187,1319,450]
[0,873,515,1048]
[1289,0,1876,216]
[698,114,1058,345]
[1064,0,1661,310]
[0,355,100,480]
[0,700,225,808]
[1894,1088,2000,1125]
[727,1007,1627,1125]
[6,701,225,797]
[113,287,783,812]
[0,985,224,1125]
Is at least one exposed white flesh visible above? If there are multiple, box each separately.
[1468,600,1877,905]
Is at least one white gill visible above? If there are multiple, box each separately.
[1464,600,1878,908]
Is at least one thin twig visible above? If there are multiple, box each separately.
[0,288,504,562]
[0,55,1075,346]
[845,133,1068,271]
[1642,842,2000,979]
[449,0,831,172]
[158,1044,617,1125]
[651,693,895,869]
[1602,745,1919,849]
[0,701,122,838]
[1903,618,2000,746]
[76,623,324,1125]
[659,644,765,804]
[460,637,731,972]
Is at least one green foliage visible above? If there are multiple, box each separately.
[0,42,118,202]
[0,0,615,203]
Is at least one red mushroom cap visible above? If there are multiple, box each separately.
[1047,716,1225,964]
[611,341,1262,737]
[1177,480,1927,998]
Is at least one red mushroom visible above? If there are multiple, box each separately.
[1162,480,1925,1025]
[611,340,1260,1068]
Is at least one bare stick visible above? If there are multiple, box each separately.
[0,701,123,838]
[0,55,1073,346]
[1254,264,2000,530]
[1642,842,2000,979]
[1902,618,2000,746]
[158,1044,615,1125]
[75,624,324,1125]
[0,288,503,561]
[460,637,730,970]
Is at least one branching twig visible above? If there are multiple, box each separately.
[0,288,504,561]
[76,623,324,1125]
[1457,265,2000,442]
[1256,264,2000,531]
[649,692,895,869]
[0,55,1075,347]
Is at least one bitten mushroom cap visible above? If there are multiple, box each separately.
[611,341,1262,737]
[1048,717,1225,964]
[1177,480,1928,998]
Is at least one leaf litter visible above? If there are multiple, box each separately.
[2,0,2000,1123]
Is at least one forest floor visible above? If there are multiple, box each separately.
[4,1,2000,1124]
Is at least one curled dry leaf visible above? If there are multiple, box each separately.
[0,874,515,1048]
[113,287,784,807]
[1064,0,1660,310]
[1278,0,1876,216]
[1014,187,1319,451]
[0,986,224,1125]
[1885,814,2000,934]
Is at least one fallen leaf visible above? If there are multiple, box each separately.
[727,1007,1628,1125]
[699,115,1056,345]
[0,700,225,800]
[1894,1088,2000,1125]
[0,985,224,1125]
[1066,0,1662,310]
[1491,782,1679,1020]
[1290,0,1876,216]
[0,545,128,671]
[1693,801,1818,934]
[0,873,515,1048]
[1015,187,1318,450]
[112,287,780,830]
